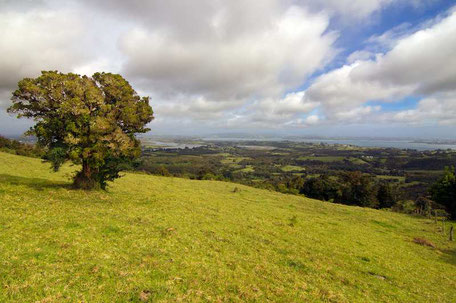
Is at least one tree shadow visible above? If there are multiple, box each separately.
[0,174,71,191]
[440,248,456,267]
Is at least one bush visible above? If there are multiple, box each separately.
[377,183,401,209]
[415,196,433,216]
[392,200,416,214]
[0,136,44,158]
[300,175,341,201]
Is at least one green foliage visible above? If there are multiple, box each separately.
[415,196,433,216]
[46,147,67,172]
[300,175,342,202]
[377,183,401,209]
[1,152,455,302]
[339,172,378,208]
[156,165,171,177]
[0,135,43,157]
[139,141,456,204]
[430,166,456,219]
[301,172,380,208]
[8,71,154,189]
[392,200,417,214]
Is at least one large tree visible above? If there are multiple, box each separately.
[8,71,154,190]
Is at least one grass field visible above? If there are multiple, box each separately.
[0,152,455,302]
[375,175,406,182]
[298,156,346,162]
[234,165,255,173]
[297,156,368,165]
[281,165,305,172]
[220,156,250,169]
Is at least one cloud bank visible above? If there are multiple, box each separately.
[0,0,455,136]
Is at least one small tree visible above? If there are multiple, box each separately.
[300,175,342,202]
[8,71,154,190]
[377,182,401,209]
[339,171,378,207]
[430,166,456,219]
[414,196,433,216]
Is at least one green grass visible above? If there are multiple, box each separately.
[297,156,367,165]
[298,156,346,162]
[376,175,406,182]
[234,165,255,173]
[0,152,455,302]
[401,181,424,187]
[220,156,250,168]
[347,157,368,165]
[407,170,444,174]
[281,165,305,172]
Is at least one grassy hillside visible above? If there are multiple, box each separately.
[0,152,455,302]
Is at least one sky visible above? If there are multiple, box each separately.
[1,0,456,138]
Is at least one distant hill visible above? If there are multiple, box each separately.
[0,151,454,302]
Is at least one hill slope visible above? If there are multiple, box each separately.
[0,152,455,302]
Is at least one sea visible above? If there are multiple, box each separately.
[203,137,456,151]
[294,139,456,151]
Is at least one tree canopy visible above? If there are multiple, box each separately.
[8,71,154,189]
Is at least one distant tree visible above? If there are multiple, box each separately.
[8,71,154,190]
[197,166,215,180]
[339,172,378,207]
[0,135,44,158]
[392,200,416,214]
[377,183,401,209]
[287,175,305,192]
[300,175,342,202]
[156,165,171,177]
[414,196,433,216]
[221,168,234,180]
[429,166,456,219]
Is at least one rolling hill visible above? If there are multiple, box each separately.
[0,151,455,302]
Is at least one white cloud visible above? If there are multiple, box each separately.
[103,1,340,129]
[380,93,456,125]
[366,23,413,50]
[119,4,337,101]
[220,92,319,128]
[285,114,321,128]
[303,8,456,125]
[352,11,456,94]
[303,0,438,21]
[347,50,374,64]
[304,114,320,125]
[303,0,395,19]
[1,0,340,132]
[305,63,414,112]
[0,8,91,107]
[332,105,381,122]
[256,92,318,116]
[154,96,243,121]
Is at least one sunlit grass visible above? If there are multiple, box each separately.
[0,152,455,302]
[298,156,346,162]
[281,165,305,172]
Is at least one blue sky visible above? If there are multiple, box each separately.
[1,0,456,138]
[331,0,456,58]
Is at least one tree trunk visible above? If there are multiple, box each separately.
[73,159,99,190]
[83,160,91,178]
